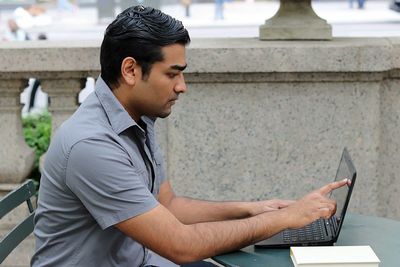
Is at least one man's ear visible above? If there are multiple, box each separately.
[121,57,139,86]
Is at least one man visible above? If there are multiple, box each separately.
[31,6,347,267]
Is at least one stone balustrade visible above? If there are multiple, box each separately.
[0,38,400,266]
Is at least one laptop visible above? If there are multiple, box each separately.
[255,148,357,248]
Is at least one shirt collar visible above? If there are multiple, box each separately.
[95,75,141,135]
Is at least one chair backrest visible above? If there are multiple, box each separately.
[0,179,36,264]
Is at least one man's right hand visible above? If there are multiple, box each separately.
[280,179,349,229]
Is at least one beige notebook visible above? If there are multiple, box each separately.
[290,246,380,267]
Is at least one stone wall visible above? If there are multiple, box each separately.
[0,38,399,264]
[165,38,400,220]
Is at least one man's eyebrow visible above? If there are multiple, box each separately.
[170,64,187,71]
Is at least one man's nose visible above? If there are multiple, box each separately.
[175,74,187,94]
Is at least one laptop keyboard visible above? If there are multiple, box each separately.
[283,219,326,243]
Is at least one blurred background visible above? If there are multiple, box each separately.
[0,0,399,41]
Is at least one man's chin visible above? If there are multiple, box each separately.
[157,110,172,119]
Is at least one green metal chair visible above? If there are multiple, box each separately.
[0,179,36,264]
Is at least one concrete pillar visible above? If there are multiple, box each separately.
[259,0,332,40]
[41,78,85,135]
[0,79,35,184]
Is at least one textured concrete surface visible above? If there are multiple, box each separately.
[186,38,393,73]
[166,81,381,216]
[0,79,35,183]
[0,38,395,73]
[0,38,399,218]
[40,78,85,134]
[377,78,400,219]
[0,41,101,74]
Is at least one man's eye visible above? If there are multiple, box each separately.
[167,73,178,78]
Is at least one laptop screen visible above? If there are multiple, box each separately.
[330,148,357,238]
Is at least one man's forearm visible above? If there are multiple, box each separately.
[166,196,255,224]
[122,204,290,264]
[158,181,289,224]
[165,208,289,263]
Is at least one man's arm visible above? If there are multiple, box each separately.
[158,181,294,224]
[116,180,347,264]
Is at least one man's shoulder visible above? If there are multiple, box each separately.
[48,96,117,159]
[55,117,115,155]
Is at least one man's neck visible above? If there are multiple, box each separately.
[112,86,141,123]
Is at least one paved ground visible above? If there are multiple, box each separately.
[0,0,399,40]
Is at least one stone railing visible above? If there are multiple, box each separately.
[0,38,400,266]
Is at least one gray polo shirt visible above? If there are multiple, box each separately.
[32,76,176,267]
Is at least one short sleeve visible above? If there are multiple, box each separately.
[65,138,159,229]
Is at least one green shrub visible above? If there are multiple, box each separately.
[22,112,52,181]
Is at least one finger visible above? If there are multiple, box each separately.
[326,202,336,215]
[319,179,349,195]
[315,200,336,213]
[319,207,333,219]
[318,203,336,218]
[318,197,337,206]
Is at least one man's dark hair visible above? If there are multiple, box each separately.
[100,5,190,89]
